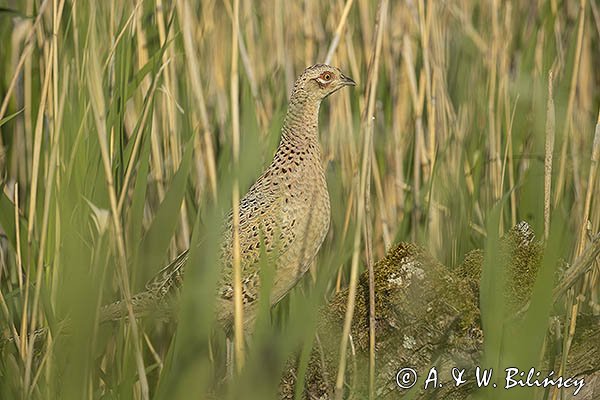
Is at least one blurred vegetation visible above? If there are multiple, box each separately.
[0,0,598,399]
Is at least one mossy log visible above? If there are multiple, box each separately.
[280,222,600,399]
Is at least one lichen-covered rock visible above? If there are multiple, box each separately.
[455,221,544,315]
[281,242,481,399]
[281,221,556,399]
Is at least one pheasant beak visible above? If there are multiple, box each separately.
[340,74,356,87]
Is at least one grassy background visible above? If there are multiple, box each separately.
[0,0,599,399]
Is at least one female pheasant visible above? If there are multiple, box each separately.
[104,64,356,333]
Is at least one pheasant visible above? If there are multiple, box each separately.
[99,65,356,335]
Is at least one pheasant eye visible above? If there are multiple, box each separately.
[321,72,332,81]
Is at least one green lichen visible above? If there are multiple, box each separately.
[455,221,544,315]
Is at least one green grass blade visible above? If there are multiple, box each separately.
[134,138,193,284]
[0,108,24,127]
[127,126,152,257]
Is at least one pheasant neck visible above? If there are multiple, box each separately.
[280,97,322,153]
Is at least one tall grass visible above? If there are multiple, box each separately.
[0,0,598,399]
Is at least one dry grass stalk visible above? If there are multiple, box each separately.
[177,0,218,201]
[544,71,556,241]
[334,1,387,398]
[554,0,588,206]
[229,0,245,371]
[324,0,355,65]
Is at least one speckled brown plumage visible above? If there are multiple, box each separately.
[102,64,355,332]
